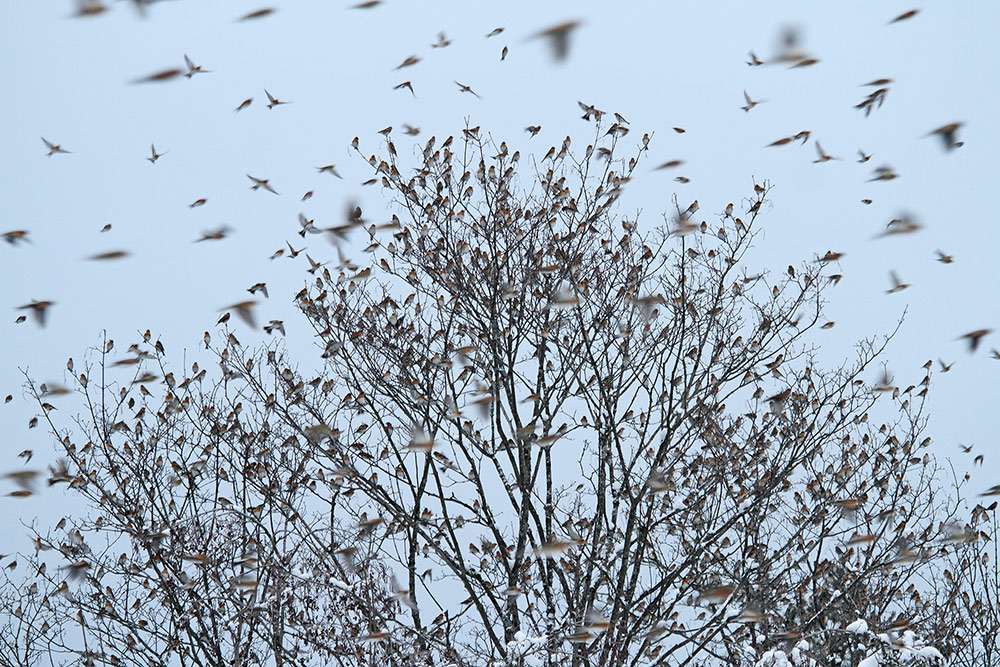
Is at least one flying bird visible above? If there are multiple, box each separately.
[265,89,288,109]
[2,230,30,245]
[17,301,55,327]
[183,54,209,78]
[247,174,279,194]
[889,9,919,24]
[532,20,581,62]
[132,68,184,84]
[220,301,258,328]
[741,90,765,112]
[926,122,964,151]
[316,164,343,178]
[235,98,253,112]
[959,329,993,353]
[146,144,166,164]
[455,81,480,98]
[238,8,275,21]
[41,137,70,156]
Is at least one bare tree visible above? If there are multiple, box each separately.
[1,119,992,666]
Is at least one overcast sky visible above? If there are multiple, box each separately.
[2,1,998,548]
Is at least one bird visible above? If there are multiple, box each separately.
[455,81,480,98]
[935,250,954,264]
[868,165,899,182]
[394,56,420,70]
[525,126,541,137]
[264,89,287,109]
[813,141,838,163]
[926,122,964,151]
[938,359,953,373]
[88,250,129,261]
[959,329,993,353]
[486,27,504,38]
[264,320,285,335]
[146,144,166,164]
[183,54,209,78]
[430,32,451,48]
[394,81,415,96]
[41,137,70,156]
[235,98,253,112]
[2,230,30,245]
[237,8,275,21]
[247,282,268,298]
[741,90,765,112]
[220,301,258,328]
[195,226,232,242]
[247,174,279,194]
[532,20,581,61]
[132,68,184,84]
[889,9,919,24]
[17,301,55,327]
[746,51,763,66]
[316,164,343,178]
[886,271,909,294]
[189,198,207,208]
[857,149,872,163]
[401,125,420,136]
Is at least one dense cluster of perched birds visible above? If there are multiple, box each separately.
[0,5,996,655]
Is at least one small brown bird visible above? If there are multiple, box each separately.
[886,271,909,294]
[146,144,166,163]
[220,301,258,328]
[532,20,581,62]
[486,27,504,38]
[868,165,898,182]
[183,54,209,78]
[87,250,129,261]
[741,90,766,112]
[247,282,268,298]
[857,149,871,163]
[394,81,415,96]
[132,68,184,84]
[351,0,381,7]
[926,122,964,151]
[455,81,480,98]
[247,174,279,194]
[316,164,343,178]
[935,250,954,264]
[189,198,207,208]
[959,329,993,353]
[264,89,287,109]
[195,226,232,242]
[2,230,30,245]
[235,98,253,112]
[501,45,508,61]
[889,9,919,24]
[17,301,55,327]
[655,160,684,170]
[237,8,275,21]
[766,136,793,148]
[525,125,541,137]
[401,124,420,136]
[41,137,71,156]
[746,51,764,66]
[430,32,451,48]
[394,55,420,70]
[813,141,838,163]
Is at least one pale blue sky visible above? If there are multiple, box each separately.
[1,1,998,546]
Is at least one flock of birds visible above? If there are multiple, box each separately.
[1,4,996,503]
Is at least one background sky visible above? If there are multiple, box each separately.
[1,1,998,552]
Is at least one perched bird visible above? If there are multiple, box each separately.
[264,89,287,109]
[532,20,581,61]
[926,122,964,151]
[17,301,55,327]
[146,144,166,164]
[41,137,71,156]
